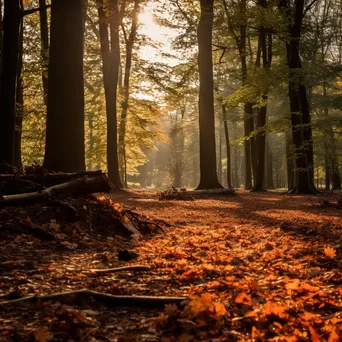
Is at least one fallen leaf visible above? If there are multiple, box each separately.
[324,246,336,258]
[33,326,50,342]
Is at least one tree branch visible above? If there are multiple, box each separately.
[303,0,318,17]
[0,289,188,308]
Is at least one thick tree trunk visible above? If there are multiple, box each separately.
[280,0,318,194]
[39,0,49,106]
[0,0,21,173]
[196,0,222,189]
[44,0,85,173]
[97,0,122,188]
[14,12,24,168]
[119,0,140,187]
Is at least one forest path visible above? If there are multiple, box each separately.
[0,190,341,341]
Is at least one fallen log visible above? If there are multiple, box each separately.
[0,170,105,195]
[0,175,111,207]
[0,289,188,308]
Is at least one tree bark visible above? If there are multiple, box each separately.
[222,104,233,189]
[285,131,294,191]
[279,0,318,194]
[119,0,140,187]
[39,0,49,106]
[222,0,253,189]
[196,0,222,189]
[252,8,271,192]
[0,0,21,173]
[0,175,111,207]
[44,0,85,173]
[14,5,24,168]
[97,0,123,188]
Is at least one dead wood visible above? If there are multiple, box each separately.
[158,187,194,201]
[0,289,187,308]
[0,175,111,207]
[86,265,150,274]
[0,170,105,195]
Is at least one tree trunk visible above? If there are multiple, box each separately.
[222,104,233,189]
[39,0,49,106]
[244,103,253,189]
[324,153,330,191]
[96,0,122,188]
[280,0,318,194]
[322,86,341,190]
[285,131,294,191]
[223,0,252,189]
[265,136,274,189]
[44,0,85,173]
[14,9,24,168]
[196,0,222,189]
[119,0,140,187]
[0,0,21,173]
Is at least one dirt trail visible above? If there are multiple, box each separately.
[0,190,341,341]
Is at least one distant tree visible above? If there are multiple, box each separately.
[251,0,272,192]
[222,0,254,189]
[196,0,222,189]
[96,0,123,187]
[39,0,49,106]
[44,0,86,172]
[119,0,141,187]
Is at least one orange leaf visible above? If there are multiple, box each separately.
[286,279,300,291]
[213,302,227,317]
[300,283,319,293]
[263,302,288,319]
[164,303,178,317]
[328,329,340,342]
[235,292,252,306]
[307,324,320,342]
[324,246,336,258]
[33,327,50,342]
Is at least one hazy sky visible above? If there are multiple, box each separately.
[138,3,179,66]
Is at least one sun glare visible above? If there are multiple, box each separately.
[138,5,177,64]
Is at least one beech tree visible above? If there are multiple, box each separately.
[119,0,141,187]
[0,0,21,173]
[279,0,318,194]
[96,0,123,187]
[196,0,222,189]
[44,0,86,172]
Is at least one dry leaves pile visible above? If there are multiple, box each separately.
[0,190,341,341]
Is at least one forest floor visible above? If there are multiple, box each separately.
[0,189,341,341]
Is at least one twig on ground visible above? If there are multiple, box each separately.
[0,289,188,308]
[86,265,150,274]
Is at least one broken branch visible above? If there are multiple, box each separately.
[0,289,188,308]
[87,265,150,274]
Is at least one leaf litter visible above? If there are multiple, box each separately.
[0,189,341,341]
